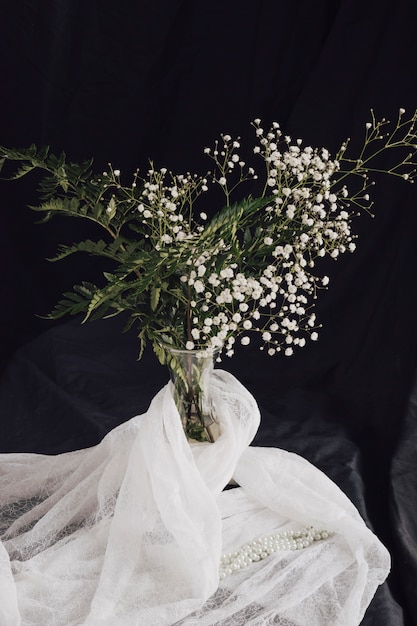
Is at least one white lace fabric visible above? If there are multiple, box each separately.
[0,371,390,625]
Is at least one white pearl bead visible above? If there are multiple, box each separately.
[219,526,331,579]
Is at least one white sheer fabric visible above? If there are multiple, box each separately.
[0,371,390,625]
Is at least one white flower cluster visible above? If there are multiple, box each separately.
[252,119,356,259]
[114,112,416,358]
[181,250,323,357]
[171,122,359,356]
[136,168,209,247]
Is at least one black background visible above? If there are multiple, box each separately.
[1,1,417,623]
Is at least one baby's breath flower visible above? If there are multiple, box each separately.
[194,280,205,293]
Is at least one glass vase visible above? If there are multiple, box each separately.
[163,345,221,443]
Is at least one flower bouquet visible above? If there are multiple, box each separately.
[1,110,416,440]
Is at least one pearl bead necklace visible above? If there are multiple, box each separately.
[219,526,331,579]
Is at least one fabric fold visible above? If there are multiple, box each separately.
[0,371,389,625]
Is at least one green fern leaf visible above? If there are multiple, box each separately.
[150,286,161,311]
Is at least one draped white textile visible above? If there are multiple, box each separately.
[0,370,390,625]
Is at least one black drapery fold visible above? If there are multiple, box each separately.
[2,1,417,623]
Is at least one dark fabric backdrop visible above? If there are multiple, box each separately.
[1,1,417,624]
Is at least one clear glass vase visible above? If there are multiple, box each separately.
[163,345,221,443]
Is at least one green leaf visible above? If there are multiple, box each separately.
[44,281,98,319]
[150,286,161,311]
[84,289,107,321]
[48,239,108,262]
[152,340,166,365]
[7,163,38,180]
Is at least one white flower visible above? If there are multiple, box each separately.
[208,273,220,286]
[322,276,330,286]
[186,341,195,350]
[264,237,273,246]
[220,267,234,279]
[285,347,294,356]
[218,177,227,186]
[243,320,252,330]
[113,169,120,177]
[262,331,272,341]
[311,332,319,341]
[241,336,250,345]
[194,280,205,293]
[191,328,200,340]
[200,212,208,220]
